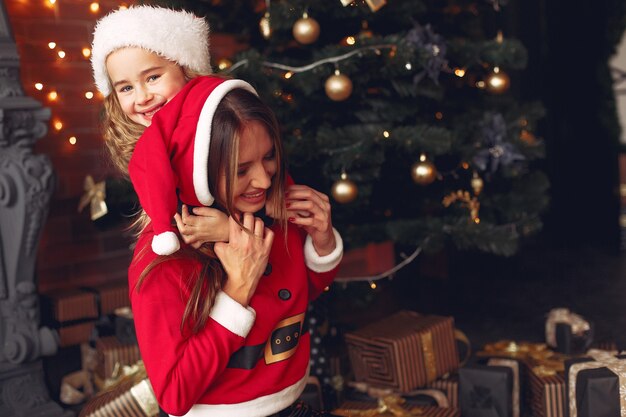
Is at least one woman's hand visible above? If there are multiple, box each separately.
[174,204,229,248]
[214,213,274,307]
[285,184,336,256]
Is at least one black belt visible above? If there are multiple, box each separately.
[227,313,309,369]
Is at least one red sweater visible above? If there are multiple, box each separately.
[128,223,342,417]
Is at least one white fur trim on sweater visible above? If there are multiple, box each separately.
[193,80,258,206]
[91,6,211,96]
[176,369,308,417]
[152,231,180,256]
[304,227,344,273]
[209,291,256,338]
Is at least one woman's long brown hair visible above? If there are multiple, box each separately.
[136,88,287,334]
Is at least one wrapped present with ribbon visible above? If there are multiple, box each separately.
[478,340,568,417]
[333,397,460,417]
[79,361,159,417]
[427,374,459,408]
[345,311,459,392]
[459,358,521,417]
[41,288,99,347]
[347,381,452,409]
[96,336,142,382]
[545,308,593,355]
[564,349,626,417]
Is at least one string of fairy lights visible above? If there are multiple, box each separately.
[28,1,129,146]
[37,0,529,288]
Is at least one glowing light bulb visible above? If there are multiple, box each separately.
[284,71,293,79]
[85,91,94,99]
[346,36,356,45]
[57,50,66,59]
[34,83,43,90]
[454,68,466,77]
[82,48,91,58]
[383,130,390,138]
[405,62,412,70]
[53,121,63,130]
[90,2,100,12]
[370,281,377,289]
[48,0,56,5]
[68,136,77,145]
[48,42,56,49]
[48,91,58,101]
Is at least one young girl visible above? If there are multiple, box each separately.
[127,75,343,416]
[91,5,227,245]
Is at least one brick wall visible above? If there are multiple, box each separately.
[5,1,246,292]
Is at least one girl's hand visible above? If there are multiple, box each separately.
[285,184,336,256]
[174,205,229,248]
[214,213,274,307]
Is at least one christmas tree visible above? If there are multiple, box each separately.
[151,0,548,257]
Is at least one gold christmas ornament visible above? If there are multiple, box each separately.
[410,154,437,185]
[292,12,320,45]
[485,67,510,94]
[216,57,232,71]
[259,12,272,40]
[325,69,353,101]
[442,190,481,223]
[331,173,358,204]
[471,171,484,196]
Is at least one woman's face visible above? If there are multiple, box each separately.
[219,121,277,215]
[105,47,187,127]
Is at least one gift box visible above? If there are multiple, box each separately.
[526,363,566,417]
[41,288,99,347]
[459,358,520,417]
[428,373,459,408]
[79,362,159,417]
[344,310,458,392]
[96,336,142,380]
[346,381,452,408]
[334,399,460,416]
[545,308,593,355]
[82,280,130,316]
[564,350,626,417]
[114,307,137,345]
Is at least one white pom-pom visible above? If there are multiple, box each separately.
[152,231,180,255]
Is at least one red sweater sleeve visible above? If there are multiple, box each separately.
[130,259,252,416]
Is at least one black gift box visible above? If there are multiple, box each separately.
[114,307,137,345]
[564,353,626,417]
[459,363,514,417]
[554,322,594,355]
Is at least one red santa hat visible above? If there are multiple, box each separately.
[128,76,258,255]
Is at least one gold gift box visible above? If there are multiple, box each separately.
[80,362,159,417]
[334,399,460,417]
[96,336,142,380]
[345,310,459,392]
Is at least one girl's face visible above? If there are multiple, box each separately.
[105,47,187,127]
[219,121,277,215]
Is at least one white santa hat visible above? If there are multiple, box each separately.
[91,5,212,97]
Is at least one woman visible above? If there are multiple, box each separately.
[127,75,343,417]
